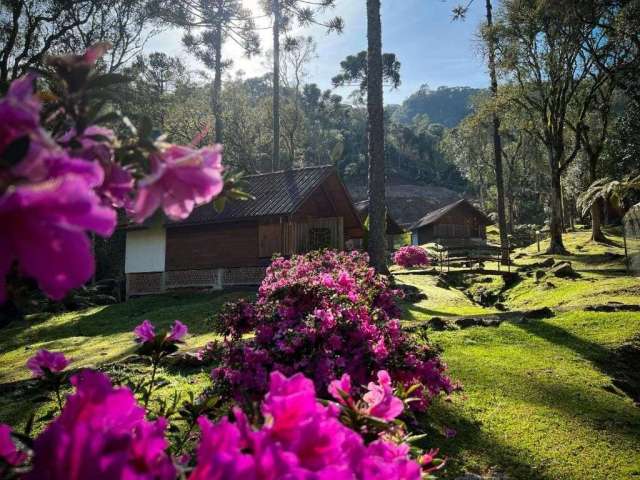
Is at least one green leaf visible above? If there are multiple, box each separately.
[87,73,132,90]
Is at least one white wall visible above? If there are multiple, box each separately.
[125,225,166,273]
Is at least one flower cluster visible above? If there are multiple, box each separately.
[1,369,440,479]
[25,370,176,479]
[212,250,455,408]
[191,370,423,479]
[393,246,430,268]
[0,45,224,303]
[26,349,69,378]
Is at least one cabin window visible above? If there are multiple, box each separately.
[309,227,332,250]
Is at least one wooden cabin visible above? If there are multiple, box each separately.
[353,200,405,249]
[410,199,491,245]
[124,166,364,296]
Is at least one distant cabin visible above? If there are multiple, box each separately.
[353,200,405,249]
[409,199,492,245]
[124,166,364,296]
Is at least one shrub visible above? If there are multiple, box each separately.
[1,367,444,479]
[212,250,455,408]
[393,246,430,268]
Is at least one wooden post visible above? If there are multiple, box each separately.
[536,230,541,253]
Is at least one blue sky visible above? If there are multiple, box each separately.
[146,0,490,104]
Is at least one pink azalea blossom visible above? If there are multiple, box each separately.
[134,320,156,343]
[132,144,224,223]
[26,350,69,378]
[58,126,133,208]
[26,370,175,480]
[0,176,116,301]
[0,74,41,155]
[191,371,421,479]
[167,320,188,342]
[328,373,352,404]
[0,424,27,466]
[363,371,404,421]
[393,246,430,269]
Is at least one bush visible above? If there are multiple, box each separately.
[393,246,430,268]
[212,250,455,408]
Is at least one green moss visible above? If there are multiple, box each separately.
[426,312,640,480]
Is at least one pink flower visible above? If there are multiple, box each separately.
[58,126,134,208]
[167,320,188,342]
[0,424,27,466]
[328,373,352,404]
[134,320,156,343]
[26,350,69,378]
[0,176,116,301]
[363,371,404,421]
[393,246,430,268]
[26,370,175,480]
[192,371,421,479]
[0,74,41,155]
[132,144,224,223]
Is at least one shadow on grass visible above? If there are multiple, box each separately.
[417,403,553,480]
[515,320,640,412]
[2,292,250,352]
[401,303,461,319]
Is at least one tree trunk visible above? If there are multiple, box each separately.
[212,25,223,144]
[366,0,388,274]
[547,150,568,254]
[588,152,607,242]
[485,0,509,264]
[591,199,607,242]
[272,0,281,172]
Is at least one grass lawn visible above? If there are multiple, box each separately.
[1,230,639,479]
[427,311,640,480]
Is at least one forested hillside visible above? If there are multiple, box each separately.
[391,85,484,128]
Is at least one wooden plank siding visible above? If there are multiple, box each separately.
[165,223,262,270]
[416,211,487,244]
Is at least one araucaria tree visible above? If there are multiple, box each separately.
[260,0,343,171]
[453,0,509,263]
[495,0,607,254]
[366,0,388,273]
[151,0,260,144]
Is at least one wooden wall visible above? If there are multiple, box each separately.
[165,223,262,270]
[417,211,487,244]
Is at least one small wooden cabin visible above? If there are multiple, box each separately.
[410,199,491,245]
[124,166,364,296]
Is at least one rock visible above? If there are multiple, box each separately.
[502,272,520,288]
[435,276,450,289]
[585,303,640,312]
[455,317,482,329]
[549,261,576,278]
[540,281,556,290]
[426,317,448,331]
[534,270,546,282]
[481,318,501,327]
[523,307,554,319]
[540,257,555,268]
[494,302,507,311]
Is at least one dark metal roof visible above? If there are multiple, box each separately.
[168,165,336,226]
[410,199,491,231]
[354,200,405,234]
